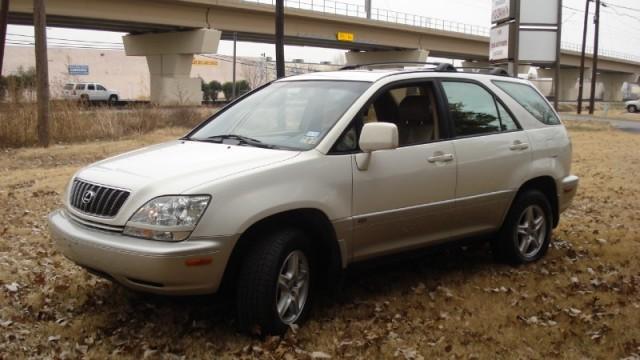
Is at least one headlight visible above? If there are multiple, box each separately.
[123,195,210,241]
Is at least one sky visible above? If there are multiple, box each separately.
[6,0,640,64]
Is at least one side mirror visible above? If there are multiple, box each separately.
[359,122,399,153]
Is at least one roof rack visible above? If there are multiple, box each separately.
[339,61,512,77]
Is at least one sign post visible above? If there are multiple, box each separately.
[490,0,562,109]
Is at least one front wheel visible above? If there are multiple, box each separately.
[628,105,638,113]
[108,95,118,106]
[492,190,553,265]
[236,229,313,336]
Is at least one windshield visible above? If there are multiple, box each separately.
[189,80,371,150]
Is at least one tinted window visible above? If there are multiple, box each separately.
[97,85,106,91]
[493,81,560,125]
[87,84,95,91]
[63,84,73,90]
[442,82,501,136]
[75,84,85,90]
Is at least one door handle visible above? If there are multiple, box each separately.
[509,140,529,151]
[428,153,455,163]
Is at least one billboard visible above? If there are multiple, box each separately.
[489,23,515,62]
[491,0,515,24]
[520,0,560,25]
[518,30,558,63]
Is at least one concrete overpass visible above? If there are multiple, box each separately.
[8,0,640,104]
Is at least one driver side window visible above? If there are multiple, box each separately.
[333,81,441,153]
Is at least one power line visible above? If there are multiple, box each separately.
[602,1,640,13]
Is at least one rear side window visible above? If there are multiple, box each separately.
[87,84,95,91]
[63,84,73,90]
[75,84,85,90]
[441,81,503,137]
[493,81,560,125]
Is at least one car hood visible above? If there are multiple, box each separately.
[76,140,301,194]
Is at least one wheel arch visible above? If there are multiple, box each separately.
[218,208,343,295]
[514,176,559,228]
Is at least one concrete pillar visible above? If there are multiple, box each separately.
[538,68,581,102]
[345,49,429,66]
[123,29,221,105]
[599,72,636,102]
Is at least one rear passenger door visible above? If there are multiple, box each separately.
[439,80,531,236]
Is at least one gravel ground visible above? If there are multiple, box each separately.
[0,122,639,359]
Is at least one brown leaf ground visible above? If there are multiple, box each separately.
[0,122,639,359]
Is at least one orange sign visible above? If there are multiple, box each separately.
[336,32,355,42]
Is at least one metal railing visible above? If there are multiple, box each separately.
[243,0,640,62]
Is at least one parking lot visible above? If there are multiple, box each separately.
[0,120,639,359]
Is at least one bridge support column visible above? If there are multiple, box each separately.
[538,68,581,102]
[123,29,221,105]
[599,73,636,102]
[345,49,429,66]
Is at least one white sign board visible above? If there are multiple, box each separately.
[490,24,512,61]
[520,0,559,25]
[491,0,513,23]
[518,30,558,63]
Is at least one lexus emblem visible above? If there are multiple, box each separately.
[82,190,96,204]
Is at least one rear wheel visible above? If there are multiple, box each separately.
[492,190,552,264]
[628,105,638,113]
[79,94,90,106]
[236,228,313,336]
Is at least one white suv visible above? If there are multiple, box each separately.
[626,99,639,113]
[49,64,578,335]
[62,82,119,104]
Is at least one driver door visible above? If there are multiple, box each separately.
[350,81,458,261]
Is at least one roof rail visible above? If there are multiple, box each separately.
[339,61,449,71]
[455,66,511,77]
[338,62,512,77]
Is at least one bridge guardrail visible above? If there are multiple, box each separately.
[244,0,640,63]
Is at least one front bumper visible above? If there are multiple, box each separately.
[559,175,580,213]
[48,209,237,295]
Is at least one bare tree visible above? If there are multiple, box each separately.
[241,58,269,90]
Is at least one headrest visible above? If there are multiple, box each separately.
[398,96,431,126]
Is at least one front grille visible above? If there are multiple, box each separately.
[69,179,130,217]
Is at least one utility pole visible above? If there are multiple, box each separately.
[232,32,237,100]
[577,0,591,114]
[275,0,285,78]
[0,0,9,76]
[365,0,372,19]
[553,1,563,111]
[34,0,50,147]
[589,0,601,115]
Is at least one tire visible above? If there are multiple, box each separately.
[492,189,553,265]
[236,228,314,336]
[628,105,638,113]
[79,95,90,106]
[108,95,118,106]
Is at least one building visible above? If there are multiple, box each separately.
[2,46,340,100]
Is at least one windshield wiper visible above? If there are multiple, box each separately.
[202,134,279,149]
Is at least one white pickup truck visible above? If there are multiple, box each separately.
[62,82,119,104]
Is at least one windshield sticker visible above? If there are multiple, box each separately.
[301,131,321,145]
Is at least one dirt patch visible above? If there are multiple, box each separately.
[0,124,639,359]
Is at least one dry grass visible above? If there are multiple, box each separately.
[0,123,639,359]
[0,102,213,148]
